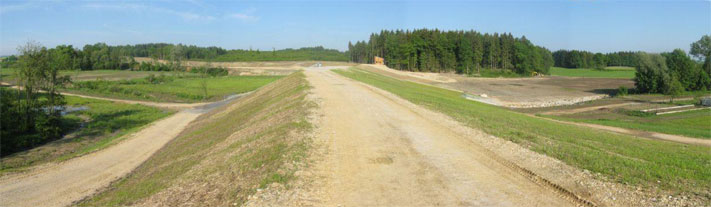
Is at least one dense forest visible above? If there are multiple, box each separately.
[552,50,639,69]
[0,43,347,70]
[347,29,554,75]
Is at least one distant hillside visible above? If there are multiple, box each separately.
[212,46,348,62]
[105,43,348,62]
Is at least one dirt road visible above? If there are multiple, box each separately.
[61,91,210,109]
[540,102,641,115]
[302,69,574,206]
[0,111,201,207]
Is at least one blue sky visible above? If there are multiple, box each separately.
[0,0,709,56]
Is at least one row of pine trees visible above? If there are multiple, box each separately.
[347,29,554,75]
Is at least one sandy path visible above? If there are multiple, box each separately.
[60,91,209,109]
[540,102,640,115]
[535,115,711,147]
[0,111,201,207]
[303,70,573,206]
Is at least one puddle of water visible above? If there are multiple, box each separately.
[43,106,90,116]
[187,92,251,113]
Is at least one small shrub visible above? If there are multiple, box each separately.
[190,67,228,77]
[616,86,629,96]
[143,74,173,84]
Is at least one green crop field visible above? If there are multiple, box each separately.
[550,67,636,78]
[333,67,711,197]
[64,75,282,103]
[1,91,173,173]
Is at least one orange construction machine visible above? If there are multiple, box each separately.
[374,56,385,65]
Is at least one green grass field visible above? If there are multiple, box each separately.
[1,93,173,173]
[333,67,710,197]
[550,67,636,78]
[80,72,313,206]
[546,108,711,139]
[65,75,282,103]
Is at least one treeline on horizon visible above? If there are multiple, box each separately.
[347,29,554,75]
[552,50,639,69]
[549,35,711,94]
[0,43,348,70]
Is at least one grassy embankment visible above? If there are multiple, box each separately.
[64,75,282,103]
[80,72,314,206]
[1,91,173,173]
[550,66,636,78]
[333,68,710,198]
[545,108,711,139]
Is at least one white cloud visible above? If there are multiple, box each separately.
[225,7,259,22]
[81,3,215,22]
[154,7,216,21]
[0,2,36,14]
[226,13,258,21]
[82,3,146,10]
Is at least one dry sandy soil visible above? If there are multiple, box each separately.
[302,70,576,206]
[361,65,634,108]
[247,66,709,207]
[0,111,201,207]
[246,68,630,206]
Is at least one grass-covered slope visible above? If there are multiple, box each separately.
[64,75,282,103]
[80,72,313,206]
[334,68,710,198]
